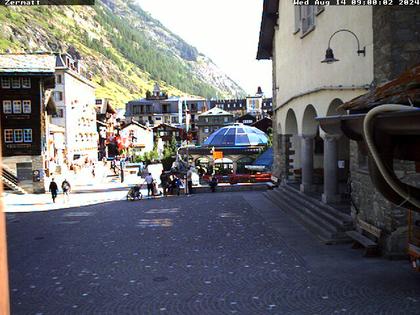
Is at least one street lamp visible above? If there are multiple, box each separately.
[321,29,366,64]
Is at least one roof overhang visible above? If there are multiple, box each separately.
[317,108,420,212]
[317,108,420,146]
[256,0,279,60]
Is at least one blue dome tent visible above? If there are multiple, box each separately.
[202,124,268,147]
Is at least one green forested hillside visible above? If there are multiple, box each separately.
[0,0,245,107]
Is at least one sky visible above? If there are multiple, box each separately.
[135,0,272,97]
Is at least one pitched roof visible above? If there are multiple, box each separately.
[122,120,150,130]
[49,124,65,133]
[0,53,56,74]
[152,123,181,131]
[341,64,420,111]
[200,106,233,117]
[96,99,116,115]
[257,0,279,60]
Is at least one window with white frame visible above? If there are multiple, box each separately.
[13,100,22,114]
[295,6,323,36]
[11,77,20,89]
[55,91,63,101]
[301,6,315,34]
[1,77,10,89]
[4,129,13,143]
[56,74,62,84]
[56,108,64,118]
[14,129,23,142]
[23,129,32,143]
[23,100,31,113]
[204,127,209,133]
[2,100,12,114]
[22,77,31,88]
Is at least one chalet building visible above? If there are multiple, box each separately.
[152,123,183,146]
[196,107,234,144]
[51,50,98,166]
[125,83,208,132]
[236,113,257,125]
[95,98,117,160]
[120,121,154,158]
[261,98,273,116]
[210,99,247,118]
[210,95,273,120]
[252,117,272,134]
[0,53,56,193]
[258,2,420,257]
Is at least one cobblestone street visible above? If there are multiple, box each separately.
[6,191,420,314]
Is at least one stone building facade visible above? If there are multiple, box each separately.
[347,7,420,256]
[258,2,420,256]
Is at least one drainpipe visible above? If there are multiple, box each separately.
[363,104,420,209]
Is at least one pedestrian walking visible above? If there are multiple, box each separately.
[61,179,71,203]
[49,178,58,203]
[160,170,168,196]
[187,167,193,194]
[145,173,154,196]
[110,159,116,174]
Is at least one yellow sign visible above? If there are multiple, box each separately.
[213,151,223,160]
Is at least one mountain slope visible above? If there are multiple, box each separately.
[0,0,245,107]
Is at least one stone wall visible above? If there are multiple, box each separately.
[2,155,46,194]
[349,141,420,256]
[373,7,420,84]
[349,7,420,257]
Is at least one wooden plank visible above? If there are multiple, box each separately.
[346,231,377,248]
[0,142,11,314]
[357,219,382,238]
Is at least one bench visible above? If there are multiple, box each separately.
[346,219,382,257]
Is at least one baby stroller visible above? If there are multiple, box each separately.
[127,184,143,201]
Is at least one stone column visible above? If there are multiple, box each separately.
[300,135,314,193]
[322,134,341,204]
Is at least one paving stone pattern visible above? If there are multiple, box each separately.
[6,192,420,314]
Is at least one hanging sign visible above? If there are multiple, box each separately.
[213,151,223,160]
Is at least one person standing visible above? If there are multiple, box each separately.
[160,170,168,196]
[209,176,218,193]
[173,175,181,196]
[145,173,154,197]
[186,167,193,195]
[61,179,71,203]
[167,174,174,195]
[49,178,58,203]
